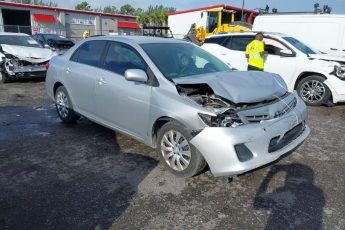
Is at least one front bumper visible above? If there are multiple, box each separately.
[9,65,46,78]
[190,95,309,177]
[324,75,345,103]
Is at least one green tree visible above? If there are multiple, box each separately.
[103,6,118,14]
[75,1,92,11]
[136,5,175,26]
[119,4,136,15]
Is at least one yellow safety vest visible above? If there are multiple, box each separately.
[245,40,265,70]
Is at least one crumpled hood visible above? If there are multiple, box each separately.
[1,44,56,63]
[173,71,288,104]
[309,54,345,63]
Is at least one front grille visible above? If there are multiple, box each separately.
[246,114,269,123]
[268,122,305,153]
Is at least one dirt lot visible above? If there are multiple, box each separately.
[0,80,345,230]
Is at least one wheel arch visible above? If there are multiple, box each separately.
[151,116,184,148]
[294,72,327,90]
[53,81,64,96]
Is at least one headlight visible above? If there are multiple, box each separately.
[334,65,345,80]
[198,113,242,127]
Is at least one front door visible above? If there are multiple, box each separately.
[263,38,298,91]
[95,42,152,140]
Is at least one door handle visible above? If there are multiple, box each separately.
[220,53,227,56]
[97,77,107,85]
[330,48,338,51]
[66,67,70,74]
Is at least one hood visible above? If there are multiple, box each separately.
[309,54,345,63]
[1,44,56,63]
[173,71,287,104]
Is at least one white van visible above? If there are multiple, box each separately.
[253,14,345,56]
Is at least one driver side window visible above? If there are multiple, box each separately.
[263,38,289,55]
[103,42,147,76]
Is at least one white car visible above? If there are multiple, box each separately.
[253,14,345,56]
[0,32,56,83]
[202,32,345,106]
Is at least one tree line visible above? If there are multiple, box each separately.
[75,2,176,26]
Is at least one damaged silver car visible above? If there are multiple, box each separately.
[46,36,310,178]
[0,32,56,83]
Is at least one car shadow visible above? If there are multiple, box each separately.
[0,106,157,229]
[253,163,325,230]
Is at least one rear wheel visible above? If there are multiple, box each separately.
[55,86,79,123]
[297,75,331,106]
[156,121,207,178]
[0,72,11,83]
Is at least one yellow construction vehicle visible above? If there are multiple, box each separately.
[184,8,254,44]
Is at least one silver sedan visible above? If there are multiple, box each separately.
[46,36,309,178]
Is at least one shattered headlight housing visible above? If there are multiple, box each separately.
[198,113,243,128]
[334,65,345,80]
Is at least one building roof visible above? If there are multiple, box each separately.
[168,4,258,16]
[0,1,137,19]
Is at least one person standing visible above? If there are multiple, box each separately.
[245,32,265,71]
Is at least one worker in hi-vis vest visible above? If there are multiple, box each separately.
[245,32,266,71]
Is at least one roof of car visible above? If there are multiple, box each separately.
[208,31,289,38]
[0,32,29,36]
[87,35,187,44]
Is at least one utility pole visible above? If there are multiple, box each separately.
[241,0,245,20]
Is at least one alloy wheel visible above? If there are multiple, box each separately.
[300,80,325,104]
[160,130,191,171]
[56,91,70,119]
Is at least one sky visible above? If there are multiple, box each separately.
[54,0,345,14]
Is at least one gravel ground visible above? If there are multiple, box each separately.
[0,81,344,230]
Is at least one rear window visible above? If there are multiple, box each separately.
[204,36,228,45]
[70,40,107,67]
[227,36,255,51]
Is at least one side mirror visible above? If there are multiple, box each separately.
[280,49,295,57]
[124,69,148,83]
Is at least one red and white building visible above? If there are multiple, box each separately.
[0,1,140,40]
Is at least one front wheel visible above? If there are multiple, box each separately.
[55,86,79,123]
[297,75,331,106]
[156,122,207,178]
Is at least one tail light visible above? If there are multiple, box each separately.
[45,63,50,70]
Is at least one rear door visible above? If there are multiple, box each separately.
[223,35,255,70]
[65,40,107,117]
[95,42,152,140]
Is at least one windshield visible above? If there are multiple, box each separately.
[43,34,67,40]
[0,35,41,48]
[284,37,318,55]
[141,43,231,79]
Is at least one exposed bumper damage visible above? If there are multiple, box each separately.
[174,72,309,177]
[0,44,54,79]
[190,92,309,177]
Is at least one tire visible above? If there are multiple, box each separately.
[0,72,11,83]
[296,75,331,106]
[55,85,79,123]
[156,121,207,178]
